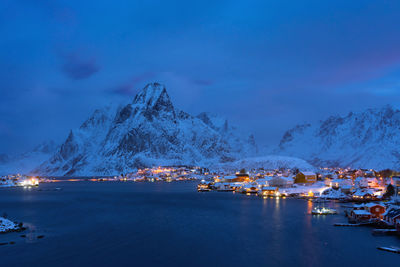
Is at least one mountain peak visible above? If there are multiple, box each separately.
[133,82,167,106]
[132,82,175,119]
[35,82,258,176]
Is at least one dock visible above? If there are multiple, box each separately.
[372,229,398,236]
[334,223,362,227]
[377,246,400,254]
[333,222,373,227]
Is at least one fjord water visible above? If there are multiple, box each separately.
[1,181,399,266]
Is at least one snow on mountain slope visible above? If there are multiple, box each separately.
[35,83,258,176]
[212,155,316,172]
[0,141,57,175]
[276,105,400,170]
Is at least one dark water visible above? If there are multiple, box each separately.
[1,181,399,267]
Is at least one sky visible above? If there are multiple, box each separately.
[1,0,400,153]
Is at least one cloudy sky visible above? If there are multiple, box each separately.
[1,0,400,153]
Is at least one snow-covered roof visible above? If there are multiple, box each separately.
[364,203,384,208]
[352,210,372,215]
[223,176,237,180]
[353,189,374,196]
[301,171,316,176]
[341,185,353,189]
[280,176,294,181]
[384,208,400,218]
[243,183,258,189]
[255,178,270,185]
[261,186,277,191]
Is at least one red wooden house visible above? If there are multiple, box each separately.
[364,203,386,219]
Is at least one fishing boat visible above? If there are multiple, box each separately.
[311,207,337,215]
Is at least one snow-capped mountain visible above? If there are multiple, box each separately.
[0,141,57,175]
[36,83,258,176]
[276,105,400,170]
[212,155,316,172]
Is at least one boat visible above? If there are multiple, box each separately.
[197,181,211,192]
[240,183,259,194]
[377,246,400,254]
[334,221,375,227]
[311,207,337,215]
[216,183,234,192]
[197,186,211,192]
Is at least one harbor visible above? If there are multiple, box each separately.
[0,181,399,266]
[2,165,400,262]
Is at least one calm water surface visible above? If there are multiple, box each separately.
[1,181,399,266]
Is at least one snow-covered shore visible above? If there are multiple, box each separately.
[0,217,22,233]
[0,181,16,187]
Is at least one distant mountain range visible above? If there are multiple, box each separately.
[33,83,258,176]
[276,105,400,170]
[212,155,316,172]
[1,83,399,176]
[0,141,57,175]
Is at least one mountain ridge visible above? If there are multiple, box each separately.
[35,83,258,176]
[276,105,400,170]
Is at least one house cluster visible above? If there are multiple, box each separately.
[198,169,323,196]
[321,168,400,201]
[123,166,204,182]
[0,174,39,187]
[199,167,400,202]
[346,202,400,233]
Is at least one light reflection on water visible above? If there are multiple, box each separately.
[22,222,39,244]
[0,181,399,267]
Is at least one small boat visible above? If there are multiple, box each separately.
[240,183,259,194]
[216,183,234,192]
[334,221,374,227]
[198,187,211,192]
[217,187,234,192]
[377,246,400,254]
[311,207,337,215]
[197,181,211,192]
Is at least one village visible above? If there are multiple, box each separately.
[0,166,204,186]
[0,174,39,187]
[197,166,400,249]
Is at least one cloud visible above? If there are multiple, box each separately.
[61,52,100,80]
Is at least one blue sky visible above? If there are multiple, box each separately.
[1,0,400,153]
